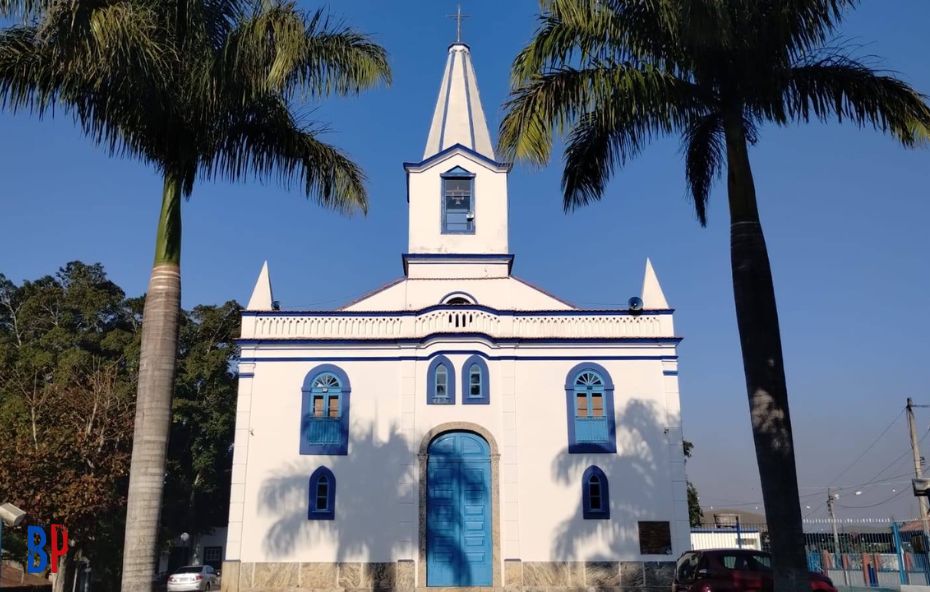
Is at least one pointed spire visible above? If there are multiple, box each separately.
[247,261,275,311]
[641,258,669,309]
[423,43,495,160]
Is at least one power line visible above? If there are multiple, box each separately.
[836,488,907,510]
[829,409,905,486]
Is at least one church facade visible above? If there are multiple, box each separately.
[221,41,689,592]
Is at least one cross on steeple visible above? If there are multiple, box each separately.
[448,3,469,43]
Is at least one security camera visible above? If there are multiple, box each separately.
[0,503,26,527]
[466,212,475,221]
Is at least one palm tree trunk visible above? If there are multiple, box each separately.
[724,115,808,592]
[121,172,183,592]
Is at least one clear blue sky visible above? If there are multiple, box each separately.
[2,1,929,521]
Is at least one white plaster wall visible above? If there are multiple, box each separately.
[233,341,687,565]
[513,358,687,562]
[342,277,573,311]
[407,152,508,254]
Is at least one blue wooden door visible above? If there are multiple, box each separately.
[426,432,492,586]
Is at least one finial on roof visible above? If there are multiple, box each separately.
[448,3,469,44]
[247,261,275,311]
[641,258,669,309]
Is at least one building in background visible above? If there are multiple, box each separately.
[222,38,688,592]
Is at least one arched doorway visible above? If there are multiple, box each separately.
[425,431,493,587]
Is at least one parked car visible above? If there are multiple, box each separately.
[674,549,836,592]
[167,565,220,592]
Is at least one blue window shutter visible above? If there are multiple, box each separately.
[427,355,456,405]
[308,466,336,520]
[565,363,617,453]
[300,365,351,455]
[461,354,490,405]
[582,466,610,519]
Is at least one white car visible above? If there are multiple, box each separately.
[167,565,219,592]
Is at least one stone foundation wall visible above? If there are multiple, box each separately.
[221,560,674,592]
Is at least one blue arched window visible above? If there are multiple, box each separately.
[300,365,351,455]
[565,363,617,453]
[308,466,336,520]
[462,355,489,405]
[582,466,610,519]
[441,166,475,234]
[427,356,455,404]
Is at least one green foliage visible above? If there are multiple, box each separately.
[0,263,240,592]
[499,0,930,220]
[0,0,392,236]
[682,440,703,527]
[163,301,241,541]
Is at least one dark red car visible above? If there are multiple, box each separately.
[673,549,836,592]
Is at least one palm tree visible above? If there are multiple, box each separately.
[0,0,389,589]
[499,1,930,589]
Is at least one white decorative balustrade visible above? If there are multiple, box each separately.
[241,307,676,341]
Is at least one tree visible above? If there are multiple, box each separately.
[498,1,930,589]
[683,440,703,527]
[0,1,390,588]
[162,301,240,551]
[0,263,138,592]
[0,263,242,592]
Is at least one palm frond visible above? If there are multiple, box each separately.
[499,63,705,165]
[204,96,367,214]
[223,5,389,101]
[748,0,857,56]
[0,27,50,112]
[560,107,645,211]
[683,113,724,226]
[785,54,930,145]
[512,0,669,84]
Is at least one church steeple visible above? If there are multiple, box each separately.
[423,42,495,160]
[404,39,511,279]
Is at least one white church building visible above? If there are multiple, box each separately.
[222,40,689,592]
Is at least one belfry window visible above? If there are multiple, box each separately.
[441,167,475,234]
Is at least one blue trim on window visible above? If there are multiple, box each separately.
[427,355,456,405]
[565,362,617,454]
[238,373,255,379]
[442,166,475,178]
[582,465,610,519]
[300,364,351,455]
[663,370,679,376]
[308,466,336,520]
[461,355,489,405]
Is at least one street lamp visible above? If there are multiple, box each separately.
[0,503,27,585]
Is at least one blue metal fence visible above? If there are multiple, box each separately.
[691,519,930,589]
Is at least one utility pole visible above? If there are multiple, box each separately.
[906,397,930,537]
[827,489,850,587]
